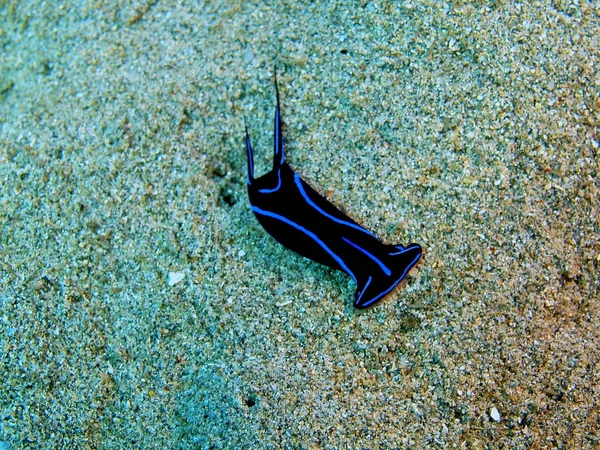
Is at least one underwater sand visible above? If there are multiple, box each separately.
[1,1,599,448]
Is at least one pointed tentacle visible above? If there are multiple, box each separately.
[273,70,285,169]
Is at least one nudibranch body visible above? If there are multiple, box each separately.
[245,79,422,308]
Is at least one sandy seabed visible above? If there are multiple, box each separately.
[1,1,599,449]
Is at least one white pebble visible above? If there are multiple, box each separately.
[490,406,501,422]
[167,271,185,286]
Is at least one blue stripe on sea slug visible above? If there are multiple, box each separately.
[294,173,376,238]
[258,169,282,193]
[341,237,391,276]
[251,206,357,283]
[245,73,423,309]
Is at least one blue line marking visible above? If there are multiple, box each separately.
[259,169,282,193]
[294,174,375,237]
[251,206,357,283]
[389,245,406,256]
[358,252,421,307]
[342,237,391,276]
[356,276,372,301]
